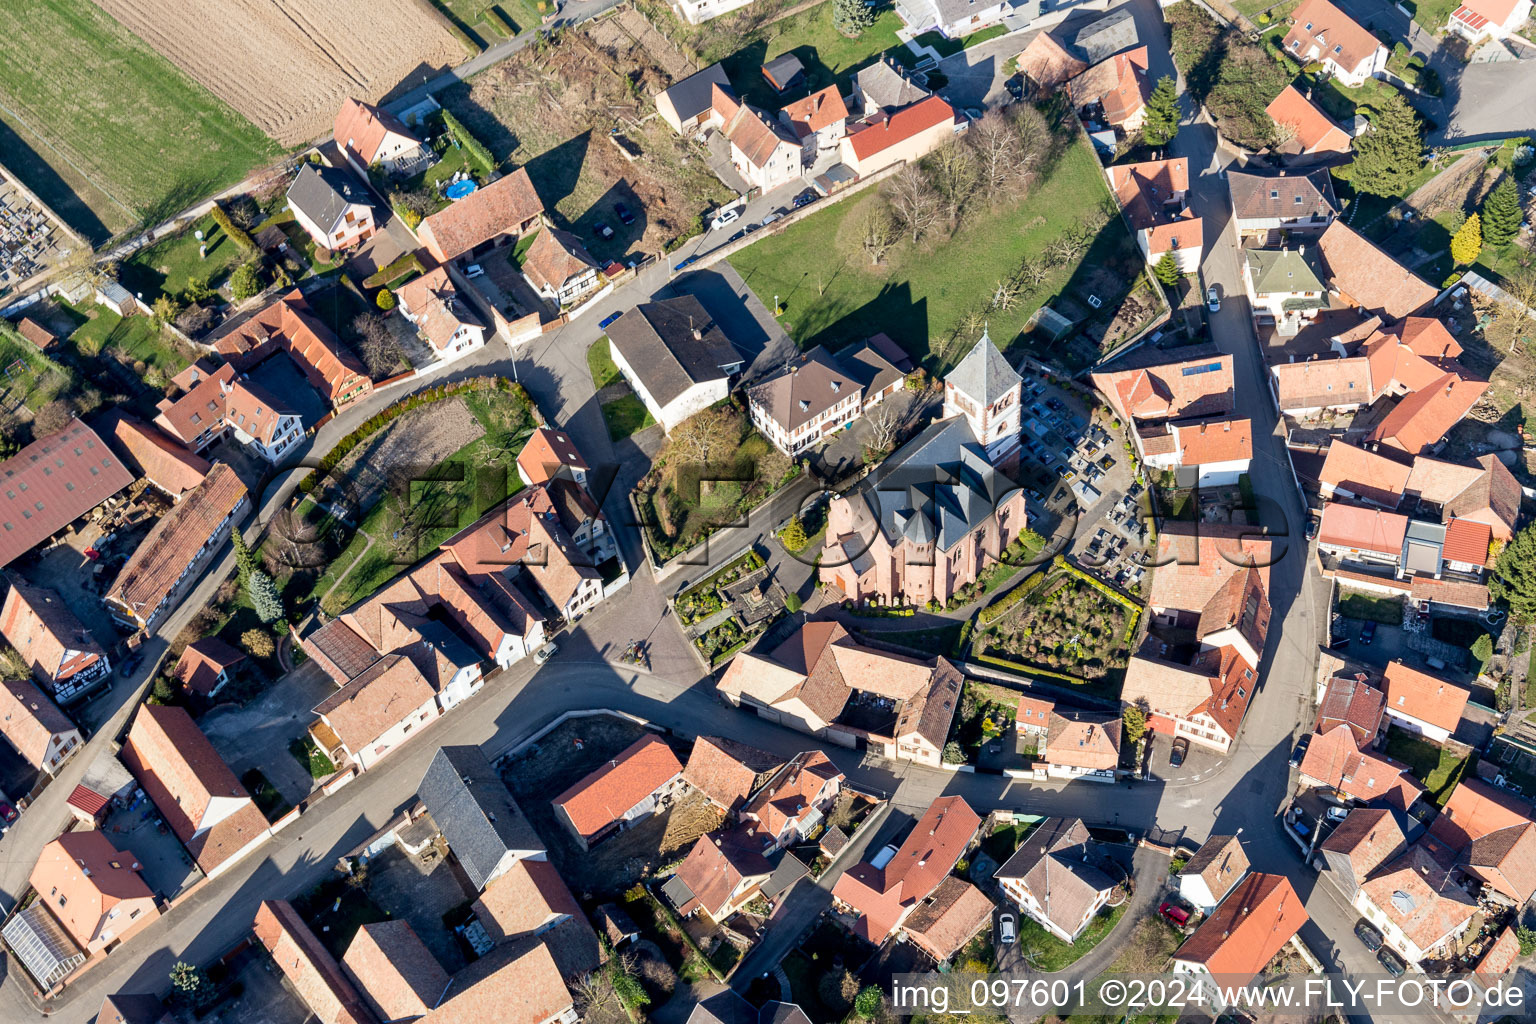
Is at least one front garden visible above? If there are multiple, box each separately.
[945,680,1022,764]
[1383,727,1477,806]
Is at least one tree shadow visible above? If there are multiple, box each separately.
[0,119,111,245]
[524,129,591,213]
[437,84,522,165]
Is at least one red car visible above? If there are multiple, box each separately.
[0,803,16,823]
[1159,902,1190,927]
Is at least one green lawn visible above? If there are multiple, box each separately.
[728,134,1135,371]
[241,768,294,821]
[0,329,72,411]
[1403,0,1460,34]
[1383,727,1477,806]
[913,24,1009,58]
[66,303,188,376]
[587,339,620,397]
[1338,590,1406,625]
[434,0,539,40]
[718,6,906,109]
[259,208,344,275]
[120,214,246,305]
[0,0,279,241]
[1017,902,1127,971]
[602,393,656,441]
[1312,74,1408,126]
[981,820,1040,864]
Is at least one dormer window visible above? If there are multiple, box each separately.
[1270,189,1279,199]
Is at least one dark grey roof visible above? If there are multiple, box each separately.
[606,296,744,409]
[760,1003,814,1024]
[686,991,759,1024]
[841,341,906,397]
[286,164,372,233]
[1069,9,1140,64]
[1227,169,1338,222]
[946,330,1021,406]
[661,872,696,910]
[660,62,732,122]
[854,417,1022,553]
[418,745,542,891]
[759,849,811,899]
[762,53,806,90]
[854,60,930,113]
[994,816,1094,880]
[1093,338,1224,374]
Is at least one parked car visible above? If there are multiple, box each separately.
[1354,920,1383,952]
[711,207,740,230]
[675,255,699,271]
[0,802,15,823]
[1360,620,1377,645]
[593,222,615,240]
[1207,286,1220,312]
[1326,805,1350,823]
[1289,734,1311,768]
[793,189,818,208]
[615,201,636,225]
[119,653,143,677]
[761,211,785,227]
[534,643,559,665]
[997,912,1016,945]
[1169,738,1189,768]
[465,263,485,279]
[599,310,624,330]
[1005,74,1025,101]
[1378,948,1407,977]
[1158,902,1190,927]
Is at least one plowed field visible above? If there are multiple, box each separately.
[91,0,464,144]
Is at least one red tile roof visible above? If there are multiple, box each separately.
[16,317,57,350]
[0,579,107,693]
[845,95,956,162]
[1318,502,1409,555]
[781,86,849,137]
[254,900,378,1024]
[422,935,571,1024]
[1442,517,1491,566]
[1174,873,1307,976]
[673,830,772,919]
[1431,777,1536,849]
[212,290,371,406]
[0,419,134,567]
[1316,674,1385,747]
[1266,85,1352,154]
[1319,442,1412,507]
[1319,807,1407,879]
[1016,31,1088,91]
[341,920,449,1024]
[107,414,209,498]
[172,637,246,696]
[30,830,156,950]
[1383,661,1471,734]
[1283,0,1385,74]
[333,98,421,168]
[1317,221,1437,321]
[683,736,781,813]
[311,653,436,753]
[553,735,683,842]
[0,677,77,768]
[418,168,543,263]
[1359,841,1477,953]
[1176,418,1251,465]
[521,226,601,296]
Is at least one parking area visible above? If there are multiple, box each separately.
[206,946,313,1024]
[363,843,473,974]
[200,660,335,807]
[100,798,202,900]
[1144,730,1226,784]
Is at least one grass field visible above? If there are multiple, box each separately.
[728,134,1134,372]
[1338,590,1406,625]
[718,7,906,108]
[0,0,280,242]
[120,214,245,305]
[1404,0,1460,34]
[1017,902,1127,971]
[587,338,622,390]
[602,393,657,441]
[67,304,188,377]
[0,329,72,412]
[1383,727,1476,806]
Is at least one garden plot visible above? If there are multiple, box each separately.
[974,567,1137,698]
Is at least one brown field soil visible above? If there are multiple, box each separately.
[440,23,729,259]
[91,0,464,144]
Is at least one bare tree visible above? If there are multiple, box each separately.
[865,399,901,454]
[926,140,978,224]
[1017,256,1049,290]
[1488,268,1536,351]
[663,406,741,471]
[885,164,942,243]
[861,201,900,265]
[1011,103,1053,174]
[351,312,405,378]
[970,111,1024,199]
[991,276,1021,312]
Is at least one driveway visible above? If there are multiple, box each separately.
[199,660,336,806]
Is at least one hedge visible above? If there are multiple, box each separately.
[979,570,1049,626]
[485,5,516,35]
[362,252,425,289]
[210,203,259,256]
[297,376,527,493]
[848,605,916,618]
[973,653,1091,687]
[1052,556,1142,640]
[952,618,974,658]
[441,109,495,175]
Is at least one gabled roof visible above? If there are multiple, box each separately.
[1382,661,1471,734]
[1368,374,1489,455]
[521,226,601,295]
[1175,418,1251,466]
[1443,517,1491,565]
[1043,713,1120,771]
[333,98,421,167]
[418,744,542,890]
[1317,221,1437,321]
[1431,777,1536,849]
[287,164,373,234]
[341,920,448,1024]
[1245,247,1327,295]
[396,267,485,353]
[748,346,861,434]
[831,796,979,941]
[1283,0,1385,73]
[901,876,995,961]
[605,295,744,409]
[470,857,602,978]
[211,290,370,405]
[516,427,590,488]
[1317,674,1386,746]
[254,900,378,1024]
[0,418,133,568]
[106,464,248,622]
[1069,47,1150,125]
[946,331,1021,407]
[711,85,798,169]
[994,817,1116,937]
[1092,350,1234,424]
[742,749,842,836]
[423,935,572,1024]
[1270,356,1373,410]
[172,637,246,696]
[781,86,849,137]
[1147,522,1272,616]
[1016,31,1088,91]
[1359,841,1477,953]
[0,578,106,689]
[553,734,684,841]
[853,60,930,113]
[1229,169,1339,220]
[1180,834,1249,905]
[1265,86,1352,154]
[684,735,783,815]
[1319,807,1407,878]
[845,95,956,162]
[1465,821,1536,903]
[672,830,773,919]
[16,317,56,350]
[105,413,210,498]
[1319,442,1412,507]
[657,62,732,123]
[30,830,153,949]
[312,653,436,753]
[1173,873,1307,976]
[120,703,268,874]
[1318,502,1409,555]
[417,167,544,262]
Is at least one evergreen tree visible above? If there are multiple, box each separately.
[1482,176,1522,249]
[248,570,284,624]
[1123,705,1148,744]
[1142,76,1181,147]
[231,531,257,585]
[1348,93,1424,198]
[1451,212,1483,266]
[1491,524,1536,621]
[833,0,877,35]
[1153,249,1182,287]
